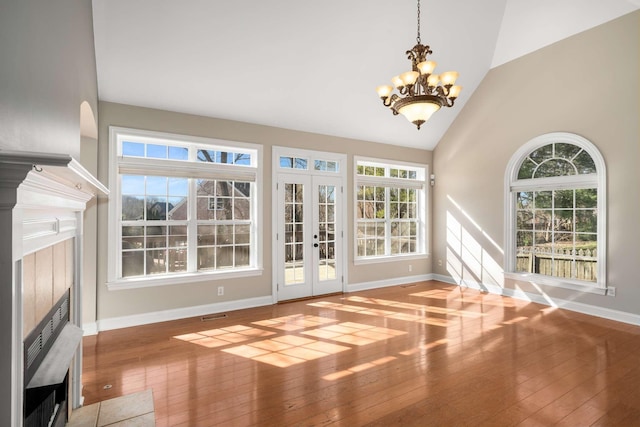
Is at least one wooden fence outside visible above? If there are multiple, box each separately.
[516,247,597,282]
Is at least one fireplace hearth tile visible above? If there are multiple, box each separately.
[66,402,100,427]
[67,389,155,427]
[102,412,155,427]
[97,389,154,427]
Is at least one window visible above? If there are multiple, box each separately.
[505,132,606,293]
[278,156,340,173]
[108,127,261,288]
[354,158,426,261]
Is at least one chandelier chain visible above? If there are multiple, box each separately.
[416,0,421,44]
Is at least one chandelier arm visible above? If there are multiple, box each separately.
[382,94,399,108]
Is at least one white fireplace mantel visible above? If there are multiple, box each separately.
[0,150,108,427]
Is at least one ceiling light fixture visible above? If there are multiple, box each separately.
[376,0,462,130]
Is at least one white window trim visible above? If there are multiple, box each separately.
[353,156,429,264]
[504,132,607,293]
[107,126,263,289]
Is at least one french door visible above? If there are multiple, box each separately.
[273,149,345,301]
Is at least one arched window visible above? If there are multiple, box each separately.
[504,132,607,294]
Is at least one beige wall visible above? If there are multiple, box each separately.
[81,135,99,327]
[95,102,433,321]
[432,12,640,314]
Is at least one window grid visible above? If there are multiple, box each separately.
[284,183,305,284]
[355,158,425,260]
[508,133,604,288]
[390,188,418,255]
[515,189,597,282]
[115,133,257,280]
[196,179,252,272]
[318,184,337,281]
[356,185,386,257]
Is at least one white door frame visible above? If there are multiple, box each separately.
[272,146,348,302]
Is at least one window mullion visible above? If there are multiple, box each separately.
[385,187,391,256]
[187,178,198,272]
[571,190,578,277]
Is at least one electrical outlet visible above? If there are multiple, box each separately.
[607,286,616,297]
[217,286,224,296]
[438,259,443,267]
[408,264,412,272]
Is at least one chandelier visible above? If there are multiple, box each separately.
[376,0,461,129]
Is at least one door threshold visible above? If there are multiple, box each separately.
[277,292,344,304]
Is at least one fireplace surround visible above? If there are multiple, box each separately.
[0,151,107,427]
[24,289,83,427]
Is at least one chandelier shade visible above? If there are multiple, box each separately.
[395,95,443,128]
[376,0,461,129]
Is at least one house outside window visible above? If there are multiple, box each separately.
[354,157,427,262]
[505,132,607,294]
[108,127,262,289]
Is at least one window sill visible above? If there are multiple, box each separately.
[107,267,264,291]
[504,272,607,295]
[354,253,428,266]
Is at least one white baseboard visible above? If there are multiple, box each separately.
[347,274,433,293]
[87,274,640,333]
[95,295,273,332]
[430,274,456,285]
[82,322,98,336]
[432,274,640,326]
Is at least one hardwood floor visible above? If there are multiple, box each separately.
[81,281,640,426]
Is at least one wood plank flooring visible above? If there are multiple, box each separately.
[81,281,640,426]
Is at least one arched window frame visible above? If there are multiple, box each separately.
[504,132,608,295]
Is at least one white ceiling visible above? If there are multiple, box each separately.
[92,0,640,150]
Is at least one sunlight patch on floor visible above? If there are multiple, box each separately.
[345,295,485,318]
[173,325,276,348]
[223,334,351,368]
[308,301,456,327]
[252,314,338,331]
[219,321,405,368]
[322,356,397,381]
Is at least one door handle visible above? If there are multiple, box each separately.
[313,243,319,248]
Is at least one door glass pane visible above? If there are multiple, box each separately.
[318,185,337,281]
[284,183,304,285]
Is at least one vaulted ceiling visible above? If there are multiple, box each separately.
[92,0,640,150]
